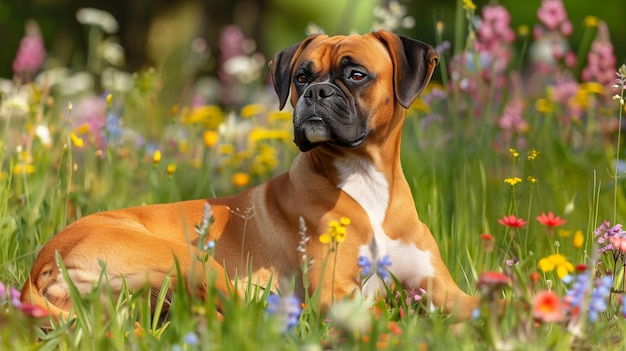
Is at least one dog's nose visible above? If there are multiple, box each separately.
[305,84,335,101]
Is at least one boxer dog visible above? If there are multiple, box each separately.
[21,30,481,322]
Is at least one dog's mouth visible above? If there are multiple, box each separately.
[294,115,367,152]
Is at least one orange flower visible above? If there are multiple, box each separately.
[532,290,564,322]
[498,214,527,228]
[536,212,567,227]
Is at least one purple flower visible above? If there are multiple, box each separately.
[266,293,302,333]
[183,332,199,345]
[594,221,626,253]
[376,255,393,281]
[589,276,612,322]
[358,255,372,277]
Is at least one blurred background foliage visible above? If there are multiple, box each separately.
[1,0,625,81]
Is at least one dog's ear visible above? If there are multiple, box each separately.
[372,30,439,109]
[269,35,320,110]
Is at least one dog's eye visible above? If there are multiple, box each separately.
[295,74,309,84]
[349,71,366,81]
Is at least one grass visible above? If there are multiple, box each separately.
[2,0,626,349]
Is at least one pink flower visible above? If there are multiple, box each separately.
[581,21,617,90]
[537,0,571,34]
[12,20,46,77]
[498,98,528,133]
[498,214,528,228]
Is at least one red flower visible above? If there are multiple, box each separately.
[532,290,564,323]
[498,214,528,228]
[536,212,567,227]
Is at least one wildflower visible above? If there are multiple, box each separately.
[573,230,585,249]
[266,293,302,333]
[530,271,541,286]
[358,254,393,282]
[536,212,567,227]
[462,0,476,11]
[13,163,35,175]
[527,176,537,183]
[536,0,572,35]
[319,217,350,244]
[76,8,118,33]
[498,99,528,133]
[167,164,176,175]
[476,271,511,297]
[594,221,626,253]
[532,290,564,322]
[609,229,626,252]
[231,172,250,187]
[240,103,266,118]
[538,254,574,279]
[527,149,540,160]
[203,130,219,148]
[480,233,495,252]
[402,287,426,305]
[535,98,554,113]
[498,214,527,228]
[581,21,616,91]
[505,256,519,266]
[153,150,161,164]
[12,20,46,77]
[327,294,372,333]
[183,332,199,345]
[504,177,522,186]
[589,275,612,322]
[188,105,224,129]
[584,15,599,28]
[70,132,84,148]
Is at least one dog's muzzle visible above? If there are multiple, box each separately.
[293,82,368,152]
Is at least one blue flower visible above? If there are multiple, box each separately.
[266,293,302,333]
[183,332,199,345]
[358,255,372,276]
[589,275,612,322]
[376,255,392,281]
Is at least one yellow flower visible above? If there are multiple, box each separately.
[538,254,574,279]
[535,98,554,113]
[509,148,519,158]
[527,149,540,160]
[573,230,585,249]
[241,103,266,118]
[580,82,604,95]
[167,163,176,175]
[319,216,351,244]
[462,0,476,10]
[75,123,90,135]
[268,111,292,122]
[203,130,220,148]
[13,163,35,174]
[527,176,537,184]
[153,150,161,164]
[218,144,235,155]
[517,25,529,37]
[188,105,224,129]
[106,94,112,107]
[504,177,522,186]
[584,15,599,28]
[410,98,429,113]
[232,172,250,187]
[70,132,84,148]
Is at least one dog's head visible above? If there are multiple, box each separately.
[269,30,439,152]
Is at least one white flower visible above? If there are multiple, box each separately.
[101,68,133,92]
[327,295,373,334]
[223,53,265,84]
[35,125,52,147]
[76,8,118,33]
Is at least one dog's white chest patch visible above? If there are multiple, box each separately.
[335,156,435,296]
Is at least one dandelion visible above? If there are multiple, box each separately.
[498,214,528,228]
[538,254,574,279]
[536,212,567,227]
[231,172,250,187]
[504,177,522,186]
[532,290,564,322]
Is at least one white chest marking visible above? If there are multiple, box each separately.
[335,155,435,296]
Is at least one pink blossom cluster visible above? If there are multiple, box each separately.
[535,0,573,37]
[12,20,46,78]
[475,5,515,75]
[581,22,617,91]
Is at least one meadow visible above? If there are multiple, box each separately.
[2,0,626,349]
